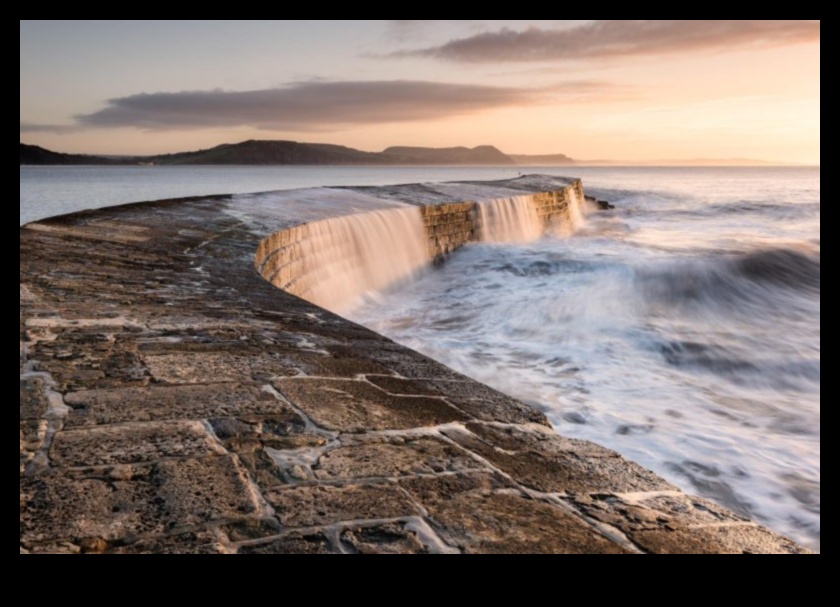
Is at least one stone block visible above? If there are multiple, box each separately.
[314,436,485,480]
[266,483,418,528]
[400,474,627,554]
[274,378,467,433]
[20,456,258,546]
[50,421,226,467]
[444,424,675,494]
[63,384,294,427]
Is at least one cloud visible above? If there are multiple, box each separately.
[21,79,632,134]
[20,122,80,134]
[20,80,616,133]
[72,81,534,132]
[390,20,821,63]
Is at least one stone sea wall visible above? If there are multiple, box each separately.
[256,178,585,302]
[19,176,810,554]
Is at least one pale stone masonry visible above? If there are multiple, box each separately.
[19,177,809,554]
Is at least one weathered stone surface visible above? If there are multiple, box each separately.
[444,423,674,494]
[108,531,224,554]
[629,525,808,555]
[285,353,391,378]
[208,412,312,451]
[20,456,258,545]
[314,436,484,480]
[408,379,551,426]
[20,376,50,421]
[20,420,48,477]
[566,493,808,554]
[328,343,469,381]
[340,522,431,554]
[222,518,283,542]
[63,384,291,427]
[364,375,442,396]
[49,421,226,467]
[32,332,150,392]
[274,378,467,433]
[266,483,418,528]
[238,532,335,554]
[142,352,294,384]
[401,474,627,554]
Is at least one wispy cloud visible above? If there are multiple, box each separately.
[20,122,80,134]
[22,79,622,133]
[390,20,821,63]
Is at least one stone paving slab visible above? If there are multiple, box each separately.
[273,378,469,433]
[63,384,294,427]
[20,456,259,548]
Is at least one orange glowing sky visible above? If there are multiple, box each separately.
[20,20,820,164]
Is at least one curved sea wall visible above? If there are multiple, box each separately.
[19,176,808,554]
[255,178,586,312]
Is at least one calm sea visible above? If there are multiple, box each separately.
[20,165,820,551]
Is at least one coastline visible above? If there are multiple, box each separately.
[20,177,810,554]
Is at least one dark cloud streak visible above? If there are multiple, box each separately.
[21,79,633,134]
[21,79,621,133]
[391,20,821,63]
[20,122,80,134]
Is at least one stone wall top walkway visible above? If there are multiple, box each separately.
[19,177,809,554]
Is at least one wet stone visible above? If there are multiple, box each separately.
[274,378,468,433]
[20,456,258,545]
[63,384,293,427]
[50,421,226,467]
[340,522,430,555]
[238,532,335,555]
[444,424,674,494]
[314,436,485,480]
[266,483,418,528]
[20,377,50,421]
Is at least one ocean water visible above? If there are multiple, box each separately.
[349,167,821,551]
[20,165,538,226]
[20,165,820,551]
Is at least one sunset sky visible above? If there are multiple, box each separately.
[19,20,820,164]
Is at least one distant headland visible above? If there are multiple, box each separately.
[20,141,799,168]
[20,141,568,167]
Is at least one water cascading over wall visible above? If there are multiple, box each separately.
[477,195,544,243]
[257,207,430,312]
[256,182,586,312]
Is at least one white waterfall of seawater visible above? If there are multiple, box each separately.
[478,195,544,243]
[548,187,587,237]
[568,187,587,233]
[296,207,430,313]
